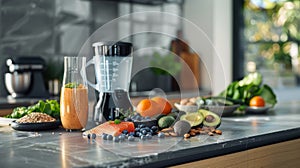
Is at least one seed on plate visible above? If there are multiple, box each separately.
[215,130,222,135]
[169,132,178,137]
[190,129,197,132]
[190,132,196,136]
[184,133,190,138]
[208,132,214,136]
[199,131,206,134]
[161,127,173,132]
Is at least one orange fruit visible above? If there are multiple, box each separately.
[151,96,172,115]
[136,99,161,117]
[249,96,265,107]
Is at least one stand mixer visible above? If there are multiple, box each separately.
[86,41,133,123]
[5,57,50,98]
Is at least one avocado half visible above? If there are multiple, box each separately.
[180,112,204,127]
[198,109,221,128]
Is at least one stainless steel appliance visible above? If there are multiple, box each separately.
[86,41,133,123]
[4,57,49,98]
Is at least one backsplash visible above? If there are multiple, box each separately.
[0,0,183,97]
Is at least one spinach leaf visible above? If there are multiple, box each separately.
[5,99,60,119]
[259,84,277,106]
[218,72,277,108]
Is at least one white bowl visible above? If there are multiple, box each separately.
[174,103,199,112]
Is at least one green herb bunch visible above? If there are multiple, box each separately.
[5,100,60,119]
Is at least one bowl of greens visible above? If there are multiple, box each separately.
[218,72,277,112]
[5,99,60,120]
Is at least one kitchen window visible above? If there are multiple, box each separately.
[234,0,300,90]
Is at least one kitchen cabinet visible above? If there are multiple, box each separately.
[173,138,300,168]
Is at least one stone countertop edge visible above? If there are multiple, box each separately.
[132,128,300,168]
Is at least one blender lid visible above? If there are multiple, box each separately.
[92,41,132,57]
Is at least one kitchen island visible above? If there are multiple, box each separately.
[0,101,300,168]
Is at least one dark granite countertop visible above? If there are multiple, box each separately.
[0,101,300,167]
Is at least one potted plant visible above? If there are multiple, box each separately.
[150,51,182,92]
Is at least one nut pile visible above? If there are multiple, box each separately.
[158,126,222,139]
[17,112,56,123]
[183,127,222,139]
[180,97,198,106]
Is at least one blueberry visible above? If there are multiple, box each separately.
[107,135,113,140]
[136,116,142,121]
[141,130,147,135]
[87,134,91,139]
[128,136,135,141]
[91,133,97,139]
[145,116,151,120]
[139,124,145,128]
[146,134,152,139]
[135,128,140,132]
[140,135,146,140]
[158,132,165,138]
[135,132,140,137]
[144,127,150,132]
[124,118,132,122]
[113,136,120,142]
[102,134,108,140]
[151,126,158,132]
[122,130,128,135]
[119,135,125,141]
[147,131,153,136]
[129,132,135,136]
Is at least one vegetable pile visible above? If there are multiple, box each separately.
[5,100,60,119]
[219,72,277,109]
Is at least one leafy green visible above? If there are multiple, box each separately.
[259,84,277,106]
[219,72,277,108]
[114,119,121,124]
[5,99,60,119]
[238,72,262,86]
[64,82,80,88]
[150,52,182,76]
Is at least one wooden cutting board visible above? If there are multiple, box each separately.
[179,52,201,91]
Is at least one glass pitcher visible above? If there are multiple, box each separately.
[60,56,88,131]
[86,42,133,123]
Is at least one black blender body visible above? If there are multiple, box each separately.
[93,41,133,123]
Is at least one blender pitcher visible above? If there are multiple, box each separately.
[86,41,133,123]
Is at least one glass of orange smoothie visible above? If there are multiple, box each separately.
[60,57,88,131]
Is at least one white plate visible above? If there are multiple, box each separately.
[203,104,240,116]
[0,117,15,126]
[174,103,198,112]
[245,105,272,114]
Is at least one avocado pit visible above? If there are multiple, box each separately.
[205,115,215,123]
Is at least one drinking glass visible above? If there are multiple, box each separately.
[60,56,88,131]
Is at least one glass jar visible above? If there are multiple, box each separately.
[60,56,88,131]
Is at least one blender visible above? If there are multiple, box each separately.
[86,41,133,123]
